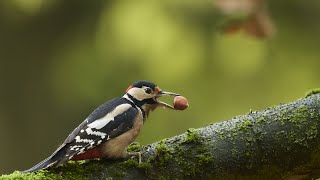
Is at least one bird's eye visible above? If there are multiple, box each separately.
[145,88,152,94]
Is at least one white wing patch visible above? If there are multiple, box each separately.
[70,145,83,151]
[77,147,86,155]
[87,103,132,129]
[85,128,107,139]
[97,140,102,145]
[75,135,94,143]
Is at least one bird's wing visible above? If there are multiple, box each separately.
[22,98,139,173]
[56,97,139,164]
[63,98,122,144]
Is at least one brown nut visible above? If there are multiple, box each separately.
[173,96,189,110]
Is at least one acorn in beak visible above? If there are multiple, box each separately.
[154,88,180,109]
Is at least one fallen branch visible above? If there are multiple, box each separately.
[2,93,320,179]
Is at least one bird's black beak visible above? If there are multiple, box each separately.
[155,89,180,109]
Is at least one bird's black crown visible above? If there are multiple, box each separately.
[132,80,157,90]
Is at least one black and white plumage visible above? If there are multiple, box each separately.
[22,80,179,173]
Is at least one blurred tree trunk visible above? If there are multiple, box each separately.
[3,93,320,179]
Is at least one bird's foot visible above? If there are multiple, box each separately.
[130,142,140,146]
[128,151,142,164]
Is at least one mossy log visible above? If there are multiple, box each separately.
[2,93,320,179]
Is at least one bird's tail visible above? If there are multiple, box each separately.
[21,155,58,173]
[21,144,70,173]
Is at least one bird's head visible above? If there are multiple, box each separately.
[124,80,179,110]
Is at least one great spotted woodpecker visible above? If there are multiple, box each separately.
[22,80,180,173]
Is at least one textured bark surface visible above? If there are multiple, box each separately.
[2,93,320,179]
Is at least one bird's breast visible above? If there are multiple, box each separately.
[102,109,144,158]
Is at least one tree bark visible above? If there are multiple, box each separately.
[2,93,320,179]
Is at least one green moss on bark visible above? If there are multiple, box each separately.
[0,170,62,180]
[305,88,320,97]
[183,128,200,143]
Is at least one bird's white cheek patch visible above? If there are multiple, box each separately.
[127,87,153,101]
[87,104,132,129]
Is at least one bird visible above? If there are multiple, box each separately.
[21,80,180,173]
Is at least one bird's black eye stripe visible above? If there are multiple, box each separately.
[145,87,152,94]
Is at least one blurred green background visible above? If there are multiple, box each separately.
[1,0,320,174]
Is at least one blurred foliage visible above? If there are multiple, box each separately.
[0,0,320,174]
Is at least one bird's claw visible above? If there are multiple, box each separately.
[130,142,140,146]
[128,151,142,164]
